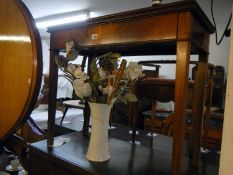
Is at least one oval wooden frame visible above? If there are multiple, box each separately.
[0,0,42,142]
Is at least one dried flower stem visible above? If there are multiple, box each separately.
[107,59,127,104]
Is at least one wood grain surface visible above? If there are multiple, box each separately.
[0,0,42,141]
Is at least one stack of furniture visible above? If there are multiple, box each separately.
[45,1,214,174]
[135,61,223,150]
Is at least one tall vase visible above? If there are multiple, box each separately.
[86,101,114,162]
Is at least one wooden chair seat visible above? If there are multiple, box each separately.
[60,100,85,125]
[136,78,192,135]
[143,110,173,134]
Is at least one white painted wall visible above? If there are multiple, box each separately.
[123,0,232,78]
[41,40,50,74]
[219,3,233,174]
[206,0,232,74]
[127,0,231,77]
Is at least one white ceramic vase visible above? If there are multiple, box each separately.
[86,101,114,162]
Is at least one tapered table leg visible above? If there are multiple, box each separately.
[172,41,191,175]
[191,53,208,166]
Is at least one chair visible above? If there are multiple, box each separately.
[115,62,161,129]
[130,61,220,150]
[143,101,174,135]
[135,78,177,136]
[186,64,223,150]
[57,56,90,136]
[139,62,161,78]
[60,100,85,125]
[128,61,161,131]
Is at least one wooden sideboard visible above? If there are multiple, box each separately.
[47,1,214,174]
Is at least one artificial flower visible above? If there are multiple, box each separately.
[55,49,143,104]
[67,64,76,74]
[126,62,144,80]
[73,65,89,81]
[73,79,92,99]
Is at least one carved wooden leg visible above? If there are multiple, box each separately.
[191,53,208,166]
[172,41,191,175]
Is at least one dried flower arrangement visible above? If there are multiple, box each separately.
[55,40,144,104]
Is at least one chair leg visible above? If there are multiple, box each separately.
[130,102,137,143]
[60,107,69,125]
[82,101,90,136]
[151,100,157,136]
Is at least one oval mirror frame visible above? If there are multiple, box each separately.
[0,0,42,141]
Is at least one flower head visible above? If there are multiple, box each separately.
[73,65,89,81]
[73,79,92,99]
[55,49,142,104]
[126,62,144,80]
[67,64,76,74]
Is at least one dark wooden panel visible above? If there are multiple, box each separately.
[177,12,193,41]
[48,0,214,35]
[29,127,219,175]
[51,14,177,49]
[192,15,211,53]
[29,132,173,175]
